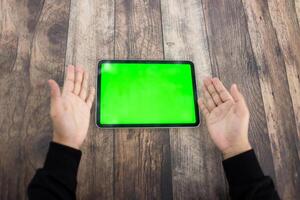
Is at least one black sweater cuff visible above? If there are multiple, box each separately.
[44,142,82,188]
[222,150,264,185]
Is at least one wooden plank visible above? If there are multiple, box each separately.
[113,0,172,199]
[0,0,70,199]
[160,0,227,199]
[296,0,300,24]
[202,0,276,185]
[267,0,300,159]
[242,1,300,198]
[65,0,115,199]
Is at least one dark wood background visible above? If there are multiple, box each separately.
[0,0,300,199]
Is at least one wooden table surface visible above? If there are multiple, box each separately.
[1,0,300,199]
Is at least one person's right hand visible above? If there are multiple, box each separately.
[198,77,251,159]
[48,65,95,149]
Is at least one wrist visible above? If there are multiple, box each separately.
[222,142,252,159]
[53,134,81,150]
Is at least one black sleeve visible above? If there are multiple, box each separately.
[28,142,82,200]
[222,150,280,200]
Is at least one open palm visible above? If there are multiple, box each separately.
[198,78,251,159]
[48,65,95,149]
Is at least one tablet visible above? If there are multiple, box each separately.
[96,60,200,128]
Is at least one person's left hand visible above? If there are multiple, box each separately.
[48,65,95,149]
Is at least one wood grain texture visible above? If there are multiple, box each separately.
[202,0,276,184]
[0,0,70,199]
[267,0,300,159]
[1,0,300,199]
[160,0,227,199]
[113,0,172,199]
[65,0,115,199]
[242,1,300,198]
[296,0,300,24]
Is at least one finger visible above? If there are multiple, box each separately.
[48,79,63,116]
[202,85,216,112]
[230,84,241,102]
[79,71,89,100]
[230,84,249,115]
[73,66,84,95]
[86,87,96,109]
[204,77,222,106]
[48,79,61,99]
[212,77,233,102]
[230,84,246,104]
[63,65,75,94]
[198,98,209,119]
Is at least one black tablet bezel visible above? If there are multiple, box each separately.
[96,60,200,128]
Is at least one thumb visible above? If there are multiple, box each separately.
[48,79,61,100]
[230,84,249,114]
[230,84,243,103]
[48,79,63,115]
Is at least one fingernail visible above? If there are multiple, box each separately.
[212,77,219,82]
[233,84,238,90]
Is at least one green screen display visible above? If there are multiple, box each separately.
[97,60,199,127]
